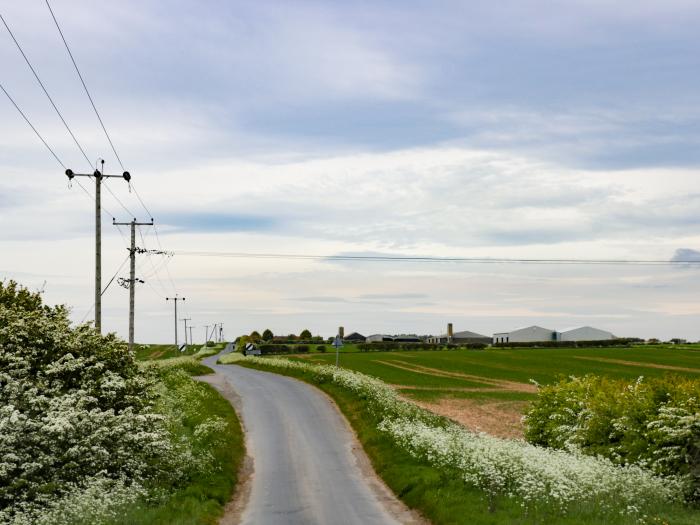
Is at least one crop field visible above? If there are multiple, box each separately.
[297,344,700,437]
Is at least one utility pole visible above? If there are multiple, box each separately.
[114,218,153,352]
[219,324,224,343]
[204,325,210,344]
[188,325,195,346]
[65,161,131,333]
[165,296,185,349]
[181,317,191,347]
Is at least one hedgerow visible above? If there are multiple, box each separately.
[524,374,700,500]
[0,282,237,524]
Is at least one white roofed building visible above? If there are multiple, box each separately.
[493,325,556,344]
[556,326,616,341]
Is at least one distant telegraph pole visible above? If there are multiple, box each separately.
[65,160,131,333]
[188,325,195,346]
[181,317,191,347]
[204,325,210,344]
[165,296,186,349]
[114,218,153,351]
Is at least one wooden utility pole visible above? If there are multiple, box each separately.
[166,296,186,349]
[65,161,131,333]
[181,317,191,347]
[113,218,153,351]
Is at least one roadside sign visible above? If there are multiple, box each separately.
[333,335,343,366]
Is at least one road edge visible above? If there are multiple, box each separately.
[195,371,254,525]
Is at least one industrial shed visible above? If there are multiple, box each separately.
[427,330,491,345]
[493,325,556,344]
[556,326,616,341]
[343,332,366,342]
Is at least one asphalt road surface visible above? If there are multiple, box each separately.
[203,354,412,525]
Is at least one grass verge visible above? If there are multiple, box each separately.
[112,357,244,525]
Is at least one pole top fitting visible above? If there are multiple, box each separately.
[65,168,74,179]
[122,171,131,182]
[93,169,101,178]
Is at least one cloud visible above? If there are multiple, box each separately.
[358,293,429,300]
[671,248,700,262]
[295,296,350,303]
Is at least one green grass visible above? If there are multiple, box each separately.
[114,354,244,524]
[299,344,700,398]
[236,359,699,525]
[134,342,228,361]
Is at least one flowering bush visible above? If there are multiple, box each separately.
[0,282,231,524]
[236,355,683,517]
[524,374,700,500]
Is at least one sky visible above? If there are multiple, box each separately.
[1,0,700,342]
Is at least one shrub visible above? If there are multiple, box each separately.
[258,344,291,354]
[294,344,309,353]
[0,281,173,522]
[316,345,327,353]
[524,374,700,500]
[357,342,486,352]
[493,338,640,348]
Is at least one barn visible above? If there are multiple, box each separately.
[556,326,616,342]
[493,325,556,344]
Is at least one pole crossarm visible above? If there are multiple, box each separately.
[66,168,131,180]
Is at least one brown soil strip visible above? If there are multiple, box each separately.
[376,359,537,393]
[409,397,529,439]
[572,356,700,373]
[195,373,253,525]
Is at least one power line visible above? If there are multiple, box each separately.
[79,253,130,324]
[0,82,66,169]
[172,251,700,266]
[1,13,92,169]
[130,182,154,219]
[44,0,125,171]
[0,80,123,223]
[102,177,134,218]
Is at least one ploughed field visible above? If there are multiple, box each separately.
[298,344,700,437]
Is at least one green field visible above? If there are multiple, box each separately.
[293,344,700,435]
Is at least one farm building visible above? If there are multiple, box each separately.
[493,325,556,344]
[366,334,422,343]
[556,326,616,341]
[427,323,490,344]
[343,332,366,342]
[366,334,394,343]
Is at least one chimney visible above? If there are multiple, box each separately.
[339,326,345,339]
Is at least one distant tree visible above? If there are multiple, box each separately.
[250,330,262,341]
[299,329,312,340]
[262,328,274,341]
[287,333,298,341]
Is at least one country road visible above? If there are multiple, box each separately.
[202,353,421,525]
